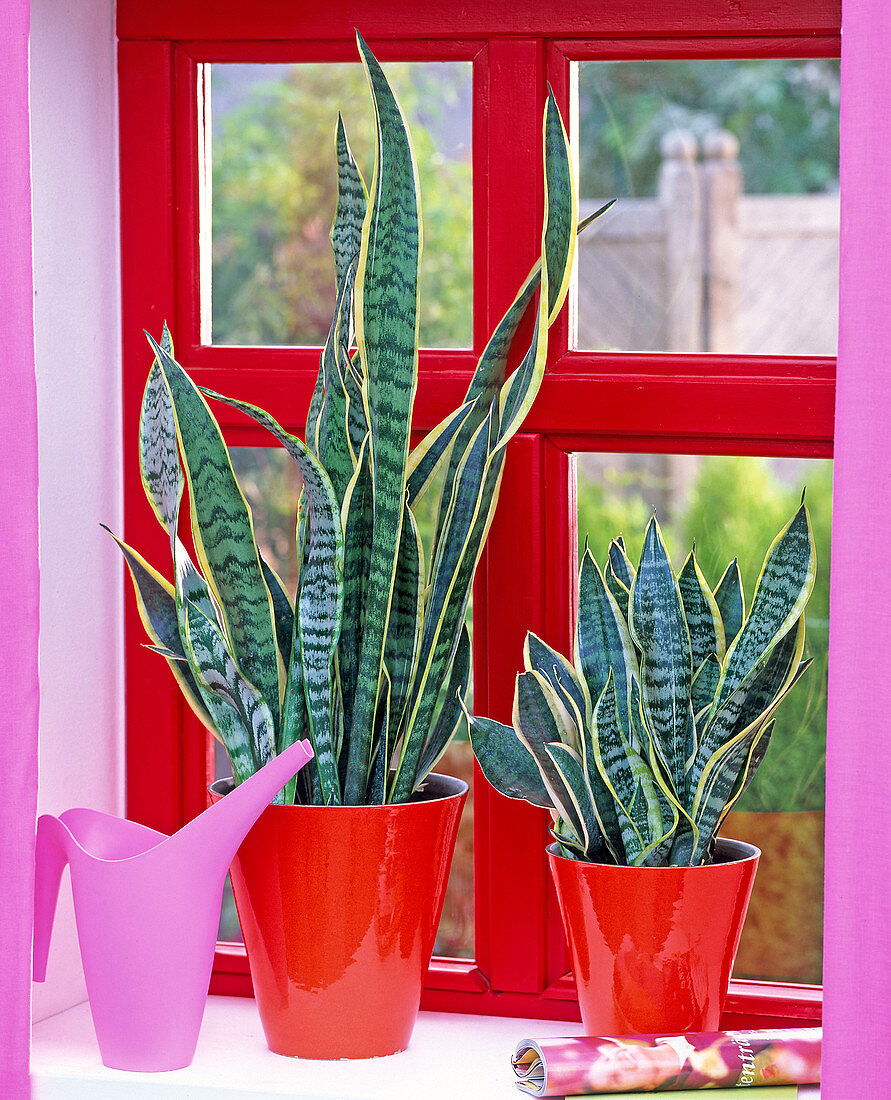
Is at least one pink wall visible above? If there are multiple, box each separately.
[0,0,39,1095]
[823,1,891,1095]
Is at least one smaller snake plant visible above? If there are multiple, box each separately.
[468,504,816,866]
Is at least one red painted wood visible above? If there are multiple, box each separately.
[118,1,840,43]
[482,436,552,994]
[119,3,838,1026]
[119,41,188,835]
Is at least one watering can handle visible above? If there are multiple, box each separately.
[33,815,71,982]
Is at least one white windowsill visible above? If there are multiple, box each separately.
[31,996,584,1099]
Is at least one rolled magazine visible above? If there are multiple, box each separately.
[512,1028,821,1095]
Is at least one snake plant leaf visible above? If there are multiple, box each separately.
[541,88,579,321]
[524,632,591,728]
[629,515,695,797]
[173,537,220,630]
[344,32,422,804]
[330,113,368,286]
[717,716,777,829]
[367,668,392,805]
[608,538,635,590]
[391,406,503,802]
[416,621,472,786]
[494,94,576,451]
[182,601,274,786]
[709,502,815,720]
[691,652,721,721]
[408,204,611,512]
[315,261,361,507]
[405,397,480,507]
[603,566,630,622]
[695,605,807,790]
[385,501,424,742]
[201,389,344,804]
[466,711,552,808]
[147,334,281,731]
[102,526,213,733]
[588,672,659,865]
[678,550,726,666]
[259,553,294,672]
[714,558,745,647]
[511,673,588,843]
[576,548,638,737]
[544,742,600,854]
[139,324,183,552]
[307,108,367,456]
[691,617,808,824]
[689,722,771,863]
[337,435,373,746]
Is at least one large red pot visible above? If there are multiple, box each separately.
[548,838,759,1036]
[211,772,467,1059]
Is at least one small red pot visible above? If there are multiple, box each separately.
[211,773,467,1059]
[548,838,759,1036]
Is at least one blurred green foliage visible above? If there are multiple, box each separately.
[578,454,831,811]
[211,62,472,347]
[579,58,840,198]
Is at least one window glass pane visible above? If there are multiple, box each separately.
[576,453,830,983]
[209,62,473,348]
[217,447,474,958]
[576,59,840,356]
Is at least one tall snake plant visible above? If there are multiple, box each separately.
[468,504,816,865]
[107,34,603,806]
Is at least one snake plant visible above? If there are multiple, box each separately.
[468,504,816,865]
[107,34,603,806]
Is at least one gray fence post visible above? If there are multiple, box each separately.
[658,129,703,353]
[701,129,743,354]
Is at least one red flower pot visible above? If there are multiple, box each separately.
[548,838,759,1036]
[211,773,467,1059]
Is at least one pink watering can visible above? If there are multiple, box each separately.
[33,738,314,1071]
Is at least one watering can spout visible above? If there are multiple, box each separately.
[174,739,314,874]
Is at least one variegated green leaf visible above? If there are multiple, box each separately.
[709,503,815,720]
[607,537,635,590]
[344,33,422,804]
[693,616,807,784]
[524,632,591,728]
[101,526,212,733]
[416,622,472,786]
[260,553,294,672]
[678,549,726,666]
[182,601,274,787]
[201,390,345,805]
[385,501,424,742]
[337,435,373,750]
[139,323,182,551]
[467,711,552,808]
[589,673,656,865]
[714,558,745,647]
[691,653,721,720]
[147,334,281,731]
[575,548,638,737]
[511,672,587,843]
[545,742,600,855]
[330,113,368,285]
[629,515,694,796]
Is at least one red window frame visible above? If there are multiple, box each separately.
[118,0,839,1024]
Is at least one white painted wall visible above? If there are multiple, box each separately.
[30,0,124,1022]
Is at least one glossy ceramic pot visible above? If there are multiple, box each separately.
[212,772,467,1059]
[548,838,759,1036]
